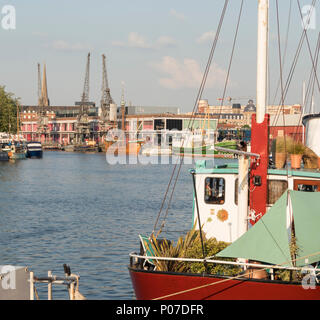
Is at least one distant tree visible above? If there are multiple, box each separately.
[0,86,19,133]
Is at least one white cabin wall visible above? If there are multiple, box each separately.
[194,173,238,243]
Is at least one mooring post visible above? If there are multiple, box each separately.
[48,271,52,300]
[29,271,34,300]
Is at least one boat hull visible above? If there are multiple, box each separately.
[129,268,320,300]
[0,151,9,161]
[10,152,26,160]
[172,145,214,156]
[26,150,43,158]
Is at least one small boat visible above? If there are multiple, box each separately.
[7,142,27,160]
[0,150,9,161]
[26,142,43,159]
[104,134,144,155]
[172,130,215,156]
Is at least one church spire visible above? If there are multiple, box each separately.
[40,63,49,107]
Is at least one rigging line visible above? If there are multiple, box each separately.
[271,0,293,106]
[271,17,310,126]
[276,0,290,181]
[189,0,229,130]
[297,0,320,93]
[302,35,320,113]
[271,0,317,127]
[154,0,229,238]
[293,33,320,141]
[156,158,183,238]
[217,0,244,133]
[151,157,179,237]
[287,32,320,145]
[308,33,320,113]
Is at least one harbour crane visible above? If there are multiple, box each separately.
[100,54,114,120]
[99,54,116,136]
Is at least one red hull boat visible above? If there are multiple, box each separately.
[128,0,320,301]
[129,268,320,300]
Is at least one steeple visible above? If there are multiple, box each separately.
[40,63,50,107]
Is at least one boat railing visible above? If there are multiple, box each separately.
[129,252,320,275]
[29,269,85,300]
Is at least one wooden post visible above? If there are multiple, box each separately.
[48,271,52,300]
[69,282,75,300]
[30,272,34,300]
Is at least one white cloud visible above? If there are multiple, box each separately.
[155,36,177,48]
[112,33,176,49]
[196,31,216,44]
[44,40,92,52]
[150,56,227,89]
[169,9,186,21]
[112,32,151,48]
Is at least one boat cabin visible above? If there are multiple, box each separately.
[193,159,320,243]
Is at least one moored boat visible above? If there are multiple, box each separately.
[128,0,320,300]
[26,141,43,158]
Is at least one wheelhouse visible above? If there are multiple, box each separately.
[193,160,320,243]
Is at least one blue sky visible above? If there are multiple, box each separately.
[0,0,319,112]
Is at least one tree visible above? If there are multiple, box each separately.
[0,86,19,133]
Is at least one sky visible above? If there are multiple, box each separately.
[0,0,319,113]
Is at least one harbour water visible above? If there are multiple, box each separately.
[0,152,232,299]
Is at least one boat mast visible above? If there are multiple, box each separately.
[256,0,268,124]
[248,0,270,226]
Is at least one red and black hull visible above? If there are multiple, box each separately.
[129,267,320,300]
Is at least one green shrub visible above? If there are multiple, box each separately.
[148,224,241,276]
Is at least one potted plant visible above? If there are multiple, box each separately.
[289,141,305,169]
[274,136,292,169]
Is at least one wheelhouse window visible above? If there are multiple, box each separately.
[294,179,320,192]
[267,180,288,205]
[205,177,225,204]
[234,179,287,205]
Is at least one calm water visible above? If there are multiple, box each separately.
[0,151,232,299]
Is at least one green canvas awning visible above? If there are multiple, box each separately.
[217,190,320,268]
[217,191,292,266]
[290,190,320,267]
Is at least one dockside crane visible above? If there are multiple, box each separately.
[75,53,91,144]
[99,54,117,137]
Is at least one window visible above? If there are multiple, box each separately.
[294,179,320,192]
[267,180,288,204]
[204,177,225,204]
[234,179,287,205]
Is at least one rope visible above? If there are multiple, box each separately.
[216,0,244,137]
[152,0,229,239]
[152,250,320,300]
[271,0,317,128]
[34,285,40,300]
[271,0,292,106]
